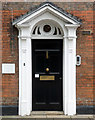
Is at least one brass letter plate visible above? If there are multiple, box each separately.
[40,76,55,81]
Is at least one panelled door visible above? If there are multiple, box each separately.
[32,39,63,111]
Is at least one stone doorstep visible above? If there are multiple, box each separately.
[0,115,94,119]
[31,111,64,115]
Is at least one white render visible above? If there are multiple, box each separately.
[15,5,80,116]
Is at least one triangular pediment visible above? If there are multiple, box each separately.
[13,2,81,26]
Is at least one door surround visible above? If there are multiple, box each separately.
[13,3,80,116]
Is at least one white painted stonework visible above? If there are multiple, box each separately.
[14,4,80,116]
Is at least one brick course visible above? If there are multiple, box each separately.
[1,2,94,107]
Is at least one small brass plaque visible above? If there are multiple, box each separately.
[40,76,55,80]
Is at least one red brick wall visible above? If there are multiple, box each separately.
[76,11,93,105]
[0,2,2,106]
[2,9,19,105]
[93,2,95,106]
[2,2,94,106]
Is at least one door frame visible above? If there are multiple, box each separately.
[18,25,79,116]
[14,5,80,115]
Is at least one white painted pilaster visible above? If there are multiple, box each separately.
[65,24,80,115]
[19,38,27,116]
[18,34,32,116]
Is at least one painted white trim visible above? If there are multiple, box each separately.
[63,36,68,115]
[31,36,63,39]
[18,36,31,39]
[17,6,78,26]
[64,24,80,115]
[18,30,22,116]
[18,36,63,39]
[15,5,80,116]
[26,38,32,115]
[32,22,63,37]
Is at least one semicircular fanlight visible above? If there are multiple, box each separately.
[32,24,62,36]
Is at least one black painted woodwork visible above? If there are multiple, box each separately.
[32,39,63,111]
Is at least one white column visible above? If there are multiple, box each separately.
[64,24,80,115]
[19,37,27,116]
[19,36,32,116]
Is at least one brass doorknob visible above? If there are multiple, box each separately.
[46,68,49,72]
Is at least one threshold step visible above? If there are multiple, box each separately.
[31,111,64,115]
[1,115,94,119]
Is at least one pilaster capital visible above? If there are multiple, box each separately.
[63,36,77,40]
[15,24,30,29]
[65,24,80,29]
[18,36,31,39]
[65,24,80,39]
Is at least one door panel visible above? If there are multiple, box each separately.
[32,39,63,111]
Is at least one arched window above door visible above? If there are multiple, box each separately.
[32,22,63,38]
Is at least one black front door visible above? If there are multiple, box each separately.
[32,39,63,111]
